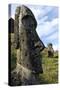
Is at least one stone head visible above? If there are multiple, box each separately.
[18,5,37,30]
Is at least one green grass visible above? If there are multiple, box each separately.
[39,53,58,84]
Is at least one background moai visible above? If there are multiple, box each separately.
[8,18,14,33]
[10,5,45,86]
[8,18,15,49]
[47,43,54,57]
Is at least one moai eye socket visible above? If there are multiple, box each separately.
[22,15,35,29]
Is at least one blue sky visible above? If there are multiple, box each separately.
[9,4,59,51]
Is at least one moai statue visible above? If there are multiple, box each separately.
[8,18,14,33]
[48,43,54,57]
[11,5,45,86]
[8,18,15,49]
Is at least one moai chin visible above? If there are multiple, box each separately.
[11,5,45,86]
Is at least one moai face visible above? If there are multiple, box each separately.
[17,5,38,71]
[15,5,44,74]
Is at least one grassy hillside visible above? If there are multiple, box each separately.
[39,52,58,84]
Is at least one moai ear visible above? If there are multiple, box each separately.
[14,7,21,49]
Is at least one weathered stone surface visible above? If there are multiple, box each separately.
[11,63,40,85]
[14,7,20,49]
[11,5,45,86]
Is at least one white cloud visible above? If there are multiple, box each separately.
[36,18,58,38]
[11,14,15,19]
[36,17,58,51]
[28,6,53,21]
[51,18,58,26]
[53,44,58,51]
[38,15,48,24]
[46,31,58,40]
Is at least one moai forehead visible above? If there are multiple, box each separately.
[19,5,37,29]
